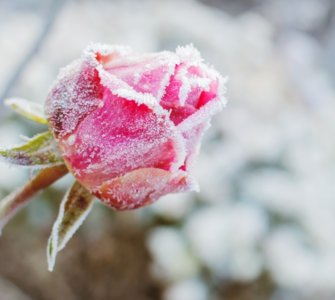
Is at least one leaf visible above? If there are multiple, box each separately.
[5,98,48,124]
[47,181,94,271]
[0,131,63,167]
[0,164,68,234]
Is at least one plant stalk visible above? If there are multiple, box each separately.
[0,164,68,234]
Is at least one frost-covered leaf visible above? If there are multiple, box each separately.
[0,164,68,234]
[47,181,94,271]
[0,131,63,167]
[5,98,48,124]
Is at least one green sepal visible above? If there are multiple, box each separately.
[47,181,94,271]
[0,131,63,167]
[5,98,48,124]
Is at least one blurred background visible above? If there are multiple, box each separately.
[0,0,335,299]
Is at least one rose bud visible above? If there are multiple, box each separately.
[0,44,227,270]
[45,44,226,210]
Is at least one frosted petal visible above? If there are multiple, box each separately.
[59,89,185,191]
[85,43,132,62]
[177,78,227,133]
[95,168,192,210]
[46,59,104,138]
[97,67,159,112]
[104,52,179,101]
[161,45,227,125]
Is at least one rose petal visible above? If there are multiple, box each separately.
[59,88,185,191]
[95,168,191,210]
[45,59,105,138]
[104,52,178,101]
[179,122,209,173]
[160,46,221,125]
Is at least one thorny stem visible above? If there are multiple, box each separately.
[0,164,68,234]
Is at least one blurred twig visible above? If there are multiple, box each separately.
[0,0,66,115]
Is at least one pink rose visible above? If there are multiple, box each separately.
[46,44,226,210]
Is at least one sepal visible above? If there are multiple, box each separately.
[5,98,48,124]
[47,181,94,271]
[0,131,63,167]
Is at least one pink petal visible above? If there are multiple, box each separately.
[160,64,184,107]
[158,45,227,128]
[104,52,178,101]
[196,80,219,108]
[46,61,104,138]
[160,63,219,125]
[95,168,191,210]
[59,88,184,191]
[179,122,208,173]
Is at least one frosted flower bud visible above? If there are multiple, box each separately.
[46,44,227,210]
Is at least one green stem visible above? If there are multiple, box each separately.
[0,164,68,234]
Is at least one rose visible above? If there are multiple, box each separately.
[45,44,226,210]
[0,43,226,271]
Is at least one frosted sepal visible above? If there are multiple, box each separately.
[5,98,48,124]
[47,181,94,271]
[0,131,63,167]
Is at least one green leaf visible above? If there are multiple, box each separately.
[0,164,68,234]
[0,131,63,167]
[5,98,48,124]
[47,181,94,271]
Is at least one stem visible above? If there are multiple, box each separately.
[0,164,68,234]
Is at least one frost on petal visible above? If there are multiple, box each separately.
[177,79,227,133]
[161,45,226,126]
[59,88,185,191]
[45,59,104,138]
[95,168,192,210]
[179,122,209,174]
[160,64,215,125]
[175,96,224,178]
[85,43,132,63]
[104,52,179,101]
